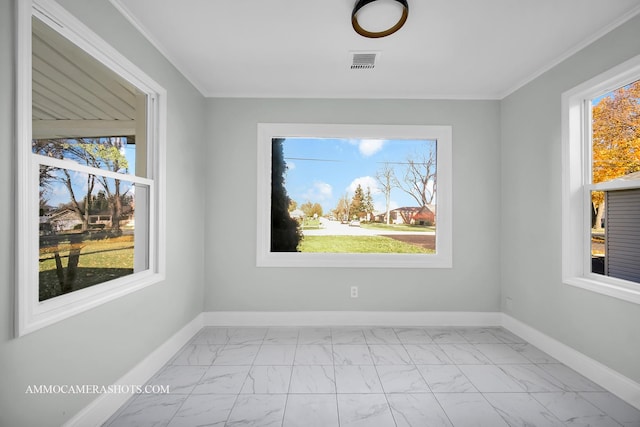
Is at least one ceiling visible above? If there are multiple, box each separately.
[32,17,140,139]
[111,0,640,100]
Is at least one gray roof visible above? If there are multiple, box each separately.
[607,171,640,183]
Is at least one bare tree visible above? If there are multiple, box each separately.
[62,168,95,231]
[397,148,436,207]
[375,162,397,224]
[35,137,131,295]
[34,138,95,231]
[35,137,130,233]
[81,137,129,234]
[333,192,351,222]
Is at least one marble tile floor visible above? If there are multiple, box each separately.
[104,326,640,427]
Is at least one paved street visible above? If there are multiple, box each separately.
[301,219,435,237]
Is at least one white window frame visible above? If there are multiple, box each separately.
[257,123,453,268]
[15,0,166,336]
[562,53,640,305]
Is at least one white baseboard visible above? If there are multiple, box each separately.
[502,313,640,410]
[63,313,204,427]
[65,310,640,425]
[202,310,503,327]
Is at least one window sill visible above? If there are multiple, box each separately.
[257,252,453,269]
[564,276,640,305]
[18,271,165,336]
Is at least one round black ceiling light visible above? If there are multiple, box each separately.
[352,0,409,38]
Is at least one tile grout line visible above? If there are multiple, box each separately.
[416,327,457,427]
[376,328,401,427]
[281,327,300,426]
[104,326,637,426]
[331,328,340,427]
[220,330,242,427]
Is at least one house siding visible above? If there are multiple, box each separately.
[606,188,640,283]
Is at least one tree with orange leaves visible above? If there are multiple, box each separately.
[591,80,640,229]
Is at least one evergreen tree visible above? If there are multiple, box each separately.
[349,184,366,219]
[271,138,301,251]
[91,190,109,214]
[364,187,374,221]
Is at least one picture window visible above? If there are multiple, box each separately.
[257,123,452,268]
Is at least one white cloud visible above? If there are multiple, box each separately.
[358,139,385,157]
[302,181,333,202]
[347,139,386,157]
[346,176,381,195]
[287,161,296,170]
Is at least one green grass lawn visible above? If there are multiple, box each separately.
[300,218,321,230]
[299,235,434,253]
[39,235,134,301]
[360,223,435,233]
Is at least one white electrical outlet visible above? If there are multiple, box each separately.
[350,286,358,298]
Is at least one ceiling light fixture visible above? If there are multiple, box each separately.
[352,0,409,38]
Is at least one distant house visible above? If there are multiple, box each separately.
[40,205,136,234]
[42,208,82,232]
[379,205,436,225]
[603,171,640,283]
[371,211,385,223]
[289,209,305,220]
[89,214,112,227]
[411,205,435,225]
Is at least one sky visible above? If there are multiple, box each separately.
[281,137,437,215]
[41,140,137,209]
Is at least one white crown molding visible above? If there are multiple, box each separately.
[498,3,640,99]
[108,0,208,96]
[110,2,640,101]
[202,90,501,100]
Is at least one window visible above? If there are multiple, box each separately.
[562,54,640,304]
[257,123,452,268]
[16,0,166,336]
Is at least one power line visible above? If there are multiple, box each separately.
[284,158,426,165]
[375,161,431,165]
[285,157,342,162]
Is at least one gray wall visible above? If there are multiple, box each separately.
[204,98,502,312]
[0,0,206,425]
[2,0,640,423]
[500,14,640,383]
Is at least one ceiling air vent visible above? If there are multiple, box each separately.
[350,51,378,70]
